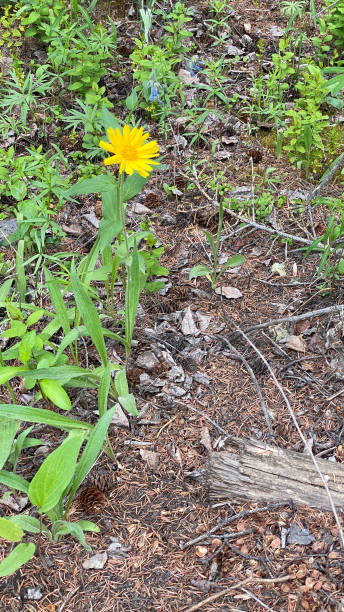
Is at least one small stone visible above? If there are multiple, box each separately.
[140,449,160,470]
[24,588,43,601]
[0,218,18,246]
[193,372,210,386]
[215,286,242,299]
[135,350,160,371]
[82,552,108,569]
[131,203,152,215]
[269,25,285,37]
[226,44,243,56]
[110,404,129,428]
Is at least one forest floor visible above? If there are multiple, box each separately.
[1,0,344,610]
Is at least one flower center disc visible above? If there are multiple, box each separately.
[122,145,136,160]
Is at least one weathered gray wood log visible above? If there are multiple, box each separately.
[207,437,344,512]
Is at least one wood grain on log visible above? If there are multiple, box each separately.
[207,438,344,512]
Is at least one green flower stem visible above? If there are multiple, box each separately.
[213,200,224,289]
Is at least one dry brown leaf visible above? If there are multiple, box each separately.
[139,449,160,470]
[215,286,242,299]
[200,427,212,452]
[285,335,307,352]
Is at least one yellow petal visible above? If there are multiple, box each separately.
[99,140,116,153]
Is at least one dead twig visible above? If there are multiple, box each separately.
[306,151,344,204]
[230,322,344,550]
[217,336,274,441]
[182,575,293,612]
[184,172,315,245]
[239,587,279,612]
[180,501,294,550]
[227,303,344,339]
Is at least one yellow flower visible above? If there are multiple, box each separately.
[99,125,160,178]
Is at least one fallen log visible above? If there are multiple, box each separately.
[206,437,344,512]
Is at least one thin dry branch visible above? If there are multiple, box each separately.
[182,575,293,612]
[217,336,274,441]
[227,303,344,338]
[230,322,344,550]
[184,172,315,245]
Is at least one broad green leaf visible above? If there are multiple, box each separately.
[5,303,23,320]
[66,407,115,510]
[2,321,27,339]
[9,515,50,536]
[115,368,128,396]
[29,431,85,513]
[39,379,72,411]
[118,394,138,415]
[26,309,45,327]
[0,366,27,385]
[19,330,36,364]
[125,87,138,111]
[0,470,29,493]
[0,518,23,542]
[66,175,116,198]
[71,265,108,365]
[0,418,20,470]
[220,254,246,274]
[189,265,211,280]
[22,11,40,24]
[98,218,123,253]
[0,405,91,432]
[101,106,121,134]
[0,542,35,577]
[123,172,150,202]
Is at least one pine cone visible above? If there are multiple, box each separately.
[79,486,106,514]
[88,469,112,493]
[144,192,160,208]
[174,175,187,192]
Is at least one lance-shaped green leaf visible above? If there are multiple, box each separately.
[0,518,23,542]
[0,418,20,470]
[71,264,108,366]
[0,542,35,577]
[9,514,50,536]
[51,520,92,551]
[0,470,29,493]
[0,405,91,432]
[29,431,85,513]
[0,366,27,385]
[66,175,117,197]
[65,407,115,512]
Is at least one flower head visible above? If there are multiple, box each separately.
[99,125,160,178]
[149,84,161,103]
